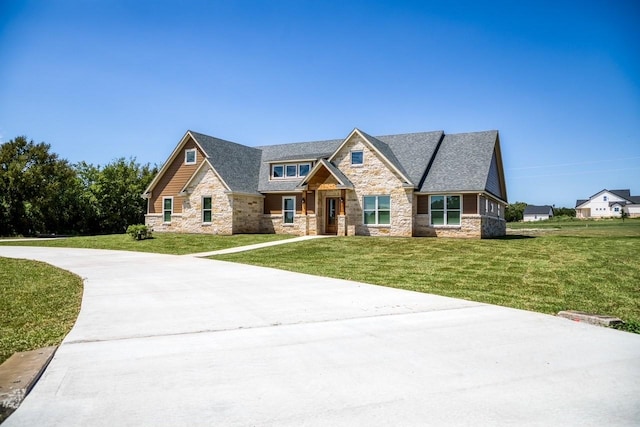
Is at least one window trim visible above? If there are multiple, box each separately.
[363,195,391,226]
[298,162,311,177]
[283,196,296,225]
[430,194,462,227]
[185,148,197,165]
[351,150,364,166]
[271,162,313,180]
[202,196,212,223]
[163,197,173,223]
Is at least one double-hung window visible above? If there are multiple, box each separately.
[430,195,461,226]
[202,196,212,223]
[283,197,295,224]
[163,197,173,223]
[363,195,390,225]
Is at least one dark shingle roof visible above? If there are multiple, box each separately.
[190,131,262,195]
[190,129,502,198]
[524,205,553,215]
[610,189,631,199]
[420,130,500,194]
[575,199,588,207]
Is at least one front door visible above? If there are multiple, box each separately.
[325,198,338,235]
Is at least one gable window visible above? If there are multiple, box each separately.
[603,195,608,201]
[202,196,212,223]
[163,197,173,223]
[185,148,197,165]
[363,195,390,225]
[298,163,311,177]
[430,195,461,226]
[283,197,295,224]
[351,150,364,166]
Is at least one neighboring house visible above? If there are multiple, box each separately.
[575,189,640,218]
[143,128,508,238]
[523,205,553,222]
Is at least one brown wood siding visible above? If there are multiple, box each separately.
[417,195,429,214]
[149,137,206,214]
[463,194,478,214]
[305,191,315,214]
[263,193,303,214]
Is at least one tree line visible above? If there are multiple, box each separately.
[0,136,157,237]
[505,202,576,222]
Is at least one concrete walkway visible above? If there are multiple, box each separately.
[185,234,334,257]
[0,246,639,426]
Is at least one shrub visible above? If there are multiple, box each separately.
[126,224,152,240]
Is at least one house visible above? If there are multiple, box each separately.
[575,189,640,218]
[523,205,554,222]
[143,128,508,238]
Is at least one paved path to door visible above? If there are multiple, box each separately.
[1,246,639,426]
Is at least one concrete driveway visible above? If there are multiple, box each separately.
[1,246,639,426]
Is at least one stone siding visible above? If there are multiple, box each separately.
[261,214,307,236]
[334,134,413,237]
[412,214,506,238]
[232,194,263,234]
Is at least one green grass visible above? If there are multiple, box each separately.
[213,220,640,332]
[0,258,83,364]
[0,233,294,255]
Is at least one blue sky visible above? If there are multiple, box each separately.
[1,0,638,208]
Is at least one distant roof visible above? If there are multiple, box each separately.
[610,189,631,199]
[524,205,553,215]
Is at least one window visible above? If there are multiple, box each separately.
[286,164,297,178]
[430,195,461,226]
[351,150,364,166]
[271,163,313,179]
[272,165,284,178]
[283,197,295,224]
[298,163,311,177]
[603,195,608,201]
[163,197,173,223]
[202,196,212,223]
[185,149,197,165]
[363,195,390,225]
[614,207,620,212]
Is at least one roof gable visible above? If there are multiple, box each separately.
[420,130,506,201]
[190,131,262,195]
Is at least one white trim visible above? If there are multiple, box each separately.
[202,195,212,223]
[181,159,231,194]
[185,148,197,165]
[270,162,314,180]
[328,128,412,185]
[162,196,173,223]
[282,196,296,224]
[144,130,209,195]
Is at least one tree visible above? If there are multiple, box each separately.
[0,136,83,236]
[553,207,576,217]
[76,158,157,234]
[505,202,527,222]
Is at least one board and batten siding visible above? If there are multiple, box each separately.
[485,152,503,200]
[149,138,206,214]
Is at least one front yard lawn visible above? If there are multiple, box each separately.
[0,233,294,255]
[0,258,83,364]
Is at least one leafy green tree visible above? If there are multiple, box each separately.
[0,136,83,236]
[505,202,527,222]
[553,207,576,217]
[76,158,157,234]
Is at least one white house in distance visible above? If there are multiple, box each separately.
[575,189,640,218]
[523,205,553,222]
